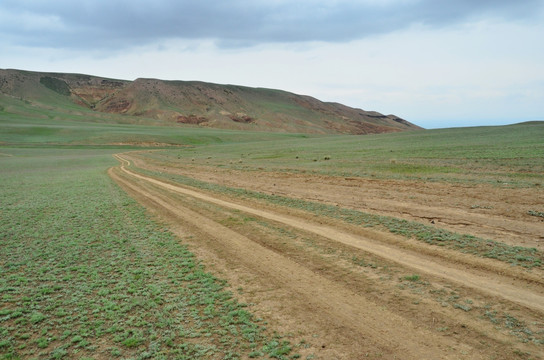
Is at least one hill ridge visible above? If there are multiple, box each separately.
[0,68,422,134]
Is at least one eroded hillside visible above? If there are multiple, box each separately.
[0,68,421,134]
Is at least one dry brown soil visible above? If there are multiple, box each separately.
[110,153,544,360]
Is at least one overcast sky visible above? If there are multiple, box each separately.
[1,0,543,128]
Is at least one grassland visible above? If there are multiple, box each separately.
[0,93,308,147]
[4,92,542,185]
[2,93,544,359]
[0,149,296,359]
[145,121,544,187]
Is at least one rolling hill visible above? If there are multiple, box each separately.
[0,68,421,134]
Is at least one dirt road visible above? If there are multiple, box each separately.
[110,154,544,359]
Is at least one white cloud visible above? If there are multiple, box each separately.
[1,0,542,48]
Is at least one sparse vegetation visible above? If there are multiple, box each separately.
[528,210,544,218]
[0,149,292,359]
[402,274,421,282]
[150,121,544,187]
[2,77,543,359]
[129,165,544,269]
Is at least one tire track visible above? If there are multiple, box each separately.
[110,163,461,359]
[113,154,544,314]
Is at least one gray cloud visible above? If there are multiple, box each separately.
[1,0,543,49]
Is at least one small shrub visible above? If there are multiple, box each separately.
[51,347,68,359]
[528,210,544,218]
[453,303,471,312]
[122,337,143,348]
[36,337,49,348]
[402,274,420,282]
[30,312,46,324]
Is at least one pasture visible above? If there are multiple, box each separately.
[1,97,543,359]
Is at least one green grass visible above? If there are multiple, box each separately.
[402,275,421,282]
[4,91,543,186]
[0,93,318,148]
[0,148,293,359]
[528,210,544,218]
[150,121,544,187]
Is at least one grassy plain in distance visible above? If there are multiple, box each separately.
[143,121,544,187]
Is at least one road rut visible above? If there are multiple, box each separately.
[110,154,544,359]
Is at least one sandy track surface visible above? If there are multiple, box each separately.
[127,155,543,250]
[110,154,544,359]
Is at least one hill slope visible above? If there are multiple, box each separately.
[0,68,421,134]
